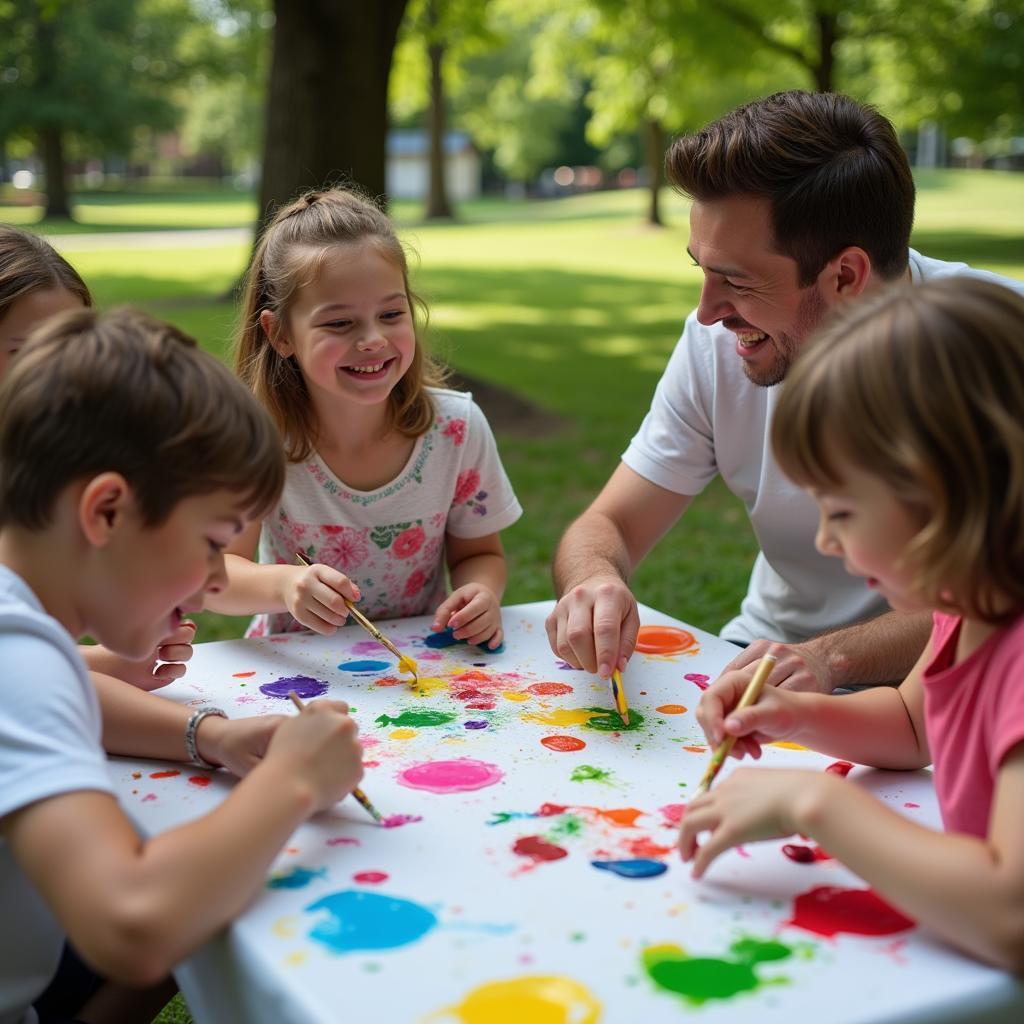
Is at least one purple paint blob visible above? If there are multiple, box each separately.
[349,640,385,656]
[464,720,489,730]
[338,659,391,672]
[397,758,504,794]
[591,858,668,879]
[259,675,329,699]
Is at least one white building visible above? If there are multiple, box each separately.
[386,130,481,201]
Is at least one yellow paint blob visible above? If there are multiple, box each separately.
[769,740,809,750]
[503,690,529,702]
[412,675,449,697]
[271,915,298,939]
[521,708,595,728]
[429,975,601,1024]
[284,950,307,967]
[390,728,418,740]
[399,655,419,677]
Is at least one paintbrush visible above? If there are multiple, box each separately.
[694,653,777,798]
[294,550,419,687]
[610,668,630,726]
[287,690,384,824]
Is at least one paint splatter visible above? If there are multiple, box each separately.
[580,706,645,732]
[904,802,920,809]
[339,659,391,672]
[464,720,489,730]
[268,865,327,889]
[187,775,211,787]
[787,886,915,938]
[642,937,792,1006]
[149,770,181,779]
[570,764,613,785]
[375,709,457,728]
[259,675,330,699]
[305,890,437,953]
[655,704,688,714]
[326,837,360,847]
[389,728,418,740]
[526,682,574,696]
[353,871,389,884]
[592,858,667,878]
[397,758,504,794]
[825,760,854,777]
[380,814,423,829]
[430,975,601,1024]
[513,835,568,864]
[635,625,696,655]
[232,671,256,678]
[659,803,687,827]
[684,673,710,690]
[782,843,832,864]
[541,735,586,752]
[522,708,595,728]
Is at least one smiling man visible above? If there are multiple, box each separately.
[546,90,1024,697]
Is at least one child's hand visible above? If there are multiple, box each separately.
[81,621,197,691]
[679,768,830,877]
[193,713,288,778]
[696,666,804,760]
[265,699,364,812]
[433,583,503,648]
[283,564,361,635]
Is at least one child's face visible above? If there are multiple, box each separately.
[269,242,416,411]
[810,459,924,612]
[92,488,246,660]
[0,287,85,379]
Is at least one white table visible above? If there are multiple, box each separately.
[109,602,1024,1023]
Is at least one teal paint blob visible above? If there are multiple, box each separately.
[591,858,668,879]
[338,659,390,672]
[305,890,437,954]
[268,865,327,889]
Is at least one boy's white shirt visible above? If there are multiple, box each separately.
[0,566,114,1024]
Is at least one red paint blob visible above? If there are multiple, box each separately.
[455,688,485,700]
[466,699,496,711]
[656,704,687,714]
[353,870,389,884]
[788,886,915,938]
[232,671,256,678]
[825,760,854,777]
[187,775,211,787]
[782,843,832,863]
[527,682,574,696]
[149,770,181,779]
[635,625,696,655]
[541,735,586,752]
[512,835,568,863]
[537,803,569,817]
[374,675,404,687]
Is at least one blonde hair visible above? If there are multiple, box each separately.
[772,277,1024,624]
[0,226,92,321]
[234,187,447,461]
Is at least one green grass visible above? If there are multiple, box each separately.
[5,171,1019,1024]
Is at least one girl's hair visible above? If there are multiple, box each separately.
[0,226,92,321]
[772,277,1024,624]
[234,187,447,461]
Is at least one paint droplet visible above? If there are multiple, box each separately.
[635,625,696,655]
[149,770,181,779]
[232,671,256,678]
[541,735,586,752]
[904,802,920,809]
[656,704,688,714]
[397,758,504,794]
[503,690,529,702]
[570,764,613,784]
[327,837,360,847]
[187,775,211,787]
[682,745,707,753]
[513,835,569,864]
[526,682,574,696]
[376,709,457,728]
[464,720,489,730]
[259,675,329,699]
[433,975,601,1024]
[131,771,141,779]
[305,890,437,953]
[825,760,854,776]
[659,803,687,826]
[389,728,418,740]
[380,814,423,829]
[591,858,667,878]
[782,843,831,864]
[353,871,389,884]
[338,659,391,672]
[268,865,327,889]
[787,886,915,937]
[684,673,710,690]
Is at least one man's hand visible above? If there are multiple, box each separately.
[545,575,639,677]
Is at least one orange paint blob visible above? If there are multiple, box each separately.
[634,625,696,655]
[527,682,574,696]
[149,770,181,779]
[655,704,687,715]
[595,807,644,827]
[541,735,586,752]
[188,775,211,787]
[682,745,707,753]
[232,671,256,678]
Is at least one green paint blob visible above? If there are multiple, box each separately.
[375,709,457,728]
[582,706,645,732]
[570,764,613,784]
[729,937,793,965]
[546,814,584,839]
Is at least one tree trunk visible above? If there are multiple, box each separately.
[644,117,664,227]
[813,8,838,92]
[40,124,72,219]
[256,0,409,239]
[424,34,453,219]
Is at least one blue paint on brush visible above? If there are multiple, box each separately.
[591,858,668,879]
[305,890,438,954]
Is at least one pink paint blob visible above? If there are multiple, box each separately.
[326,836,360,847]
[396,758,504,794]
[353,870,389,884]
[787,886,915,938]
[904,802,920,809]
[825,760,854,777]
[380,813,424,828]
[684,673,710,691]
[659,803,687,827]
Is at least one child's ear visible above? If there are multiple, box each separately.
[78,472,133,547]
[260,309,294,358]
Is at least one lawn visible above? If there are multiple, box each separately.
[3,169,1023,1023]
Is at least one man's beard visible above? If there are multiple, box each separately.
[743,287,828,388]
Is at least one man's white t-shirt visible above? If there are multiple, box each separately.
[0,567,114,1024]
[623,251,1024,645]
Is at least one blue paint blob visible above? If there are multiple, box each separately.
[591,858,668,879]
[305,890,438,954]
[268,865,327,889]
[424,627,504,653]
[259,675,329,699]
[464,720,489,730]
[338,659,391,672]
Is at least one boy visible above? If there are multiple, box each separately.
[0,308,364,1023]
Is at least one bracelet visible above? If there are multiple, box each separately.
[185,705,227,770]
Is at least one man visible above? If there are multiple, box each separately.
[546,89,1024,696]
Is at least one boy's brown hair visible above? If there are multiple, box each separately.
[0,226,92,321]
[666,90,915,286]
[234,187,447,462]
[0,308,285,529]
[772,277,1024,624]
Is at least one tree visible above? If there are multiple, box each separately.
[0,0,190,219]
[256,0,408,235]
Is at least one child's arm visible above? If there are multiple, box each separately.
[204,520,360,634]
[435,532,507,648]
[679,745,1024,971]
[80,620,197,691]
[3,699,362,986]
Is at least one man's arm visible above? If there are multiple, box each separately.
[547,463,693,676]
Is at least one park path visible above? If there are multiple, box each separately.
[48,226,252,251]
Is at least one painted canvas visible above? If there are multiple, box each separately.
[111,602,1018,1024]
